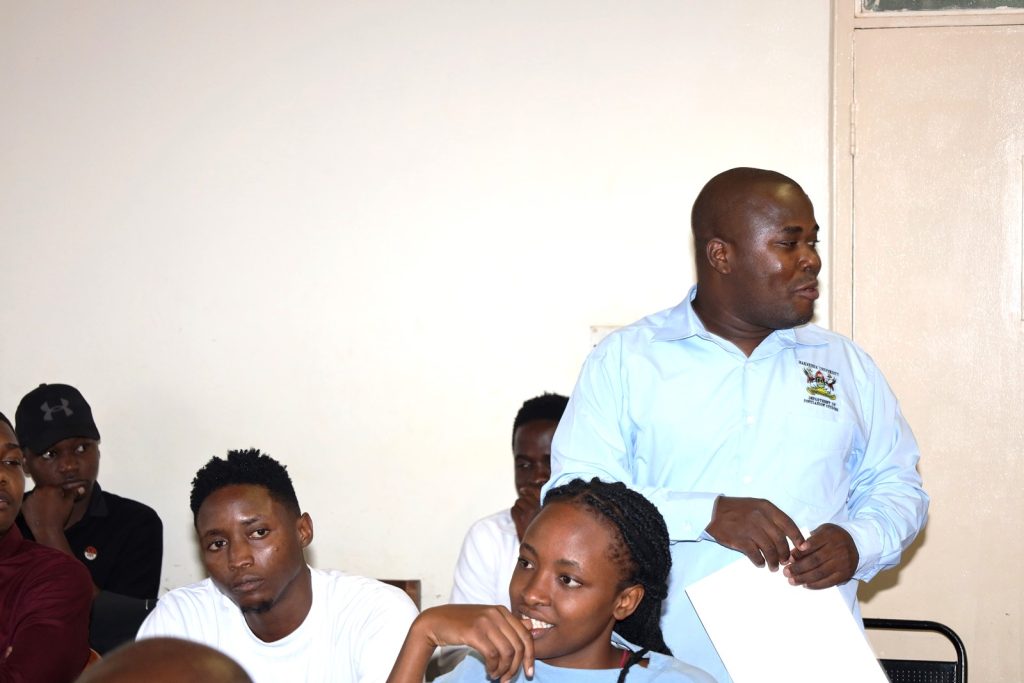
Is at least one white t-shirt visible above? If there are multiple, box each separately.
[137,567,418,683]
[449,508,520,609]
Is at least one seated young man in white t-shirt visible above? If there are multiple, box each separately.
[448,393,569,609]
[138,449,418,683]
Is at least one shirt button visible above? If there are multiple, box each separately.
[742,475,753,484]
[746,415,756,425]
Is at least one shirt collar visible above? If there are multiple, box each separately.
[82,481,108,519]
[650,286,705,342]
[650,285,829,351]
[68,481,108,524]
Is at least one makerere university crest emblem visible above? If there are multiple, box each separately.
[803,367,838,401]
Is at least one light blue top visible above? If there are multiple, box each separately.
[437,649,716,683]
[545,286,928,683]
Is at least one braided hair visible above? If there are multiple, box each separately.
[544,478,672,683]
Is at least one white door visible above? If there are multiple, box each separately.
[849,24,1024,682]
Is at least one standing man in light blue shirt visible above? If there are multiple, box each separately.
[546,167,928,683]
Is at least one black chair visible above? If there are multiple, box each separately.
[863,618,967,683]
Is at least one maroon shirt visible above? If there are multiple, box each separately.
[0,525,92,683]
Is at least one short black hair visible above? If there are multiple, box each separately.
[189,449,301,521]
[0,412,12,431]
[512,393,568,447]
[545,477,673,678]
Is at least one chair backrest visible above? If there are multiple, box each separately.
[379,578,421,610]
[863,618,967,683]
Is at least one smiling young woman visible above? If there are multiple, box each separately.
[387,478,715,683]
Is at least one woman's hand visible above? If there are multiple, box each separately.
[387,604,535,683]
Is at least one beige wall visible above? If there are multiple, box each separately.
[0,1,831,606]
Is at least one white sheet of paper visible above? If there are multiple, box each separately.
[685,559,887,683]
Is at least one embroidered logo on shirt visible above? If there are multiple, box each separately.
[84,546,98,561]
[800,361,839,412]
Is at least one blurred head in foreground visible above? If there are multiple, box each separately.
[77,637,253,683]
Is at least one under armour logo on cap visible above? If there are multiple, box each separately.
[40,399,74,422]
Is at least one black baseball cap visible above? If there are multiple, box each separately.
[15,383,101,454]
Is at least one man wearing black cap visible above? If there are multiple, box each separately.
[14,383,163,654]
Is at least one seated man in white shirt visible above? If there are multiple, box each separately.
[137,449,418,683]
[448,392,568,609]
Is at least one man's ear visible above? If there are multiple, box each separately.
[612,584,645,621]
[296,512,314,548]
[705,237,732,275]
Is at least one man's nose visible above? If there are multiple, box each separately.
[56,453,78,473]
[801,244,822,274]
[228,544,254,571]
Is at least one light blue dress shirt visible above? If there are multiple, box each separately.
[546,286,929,683]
